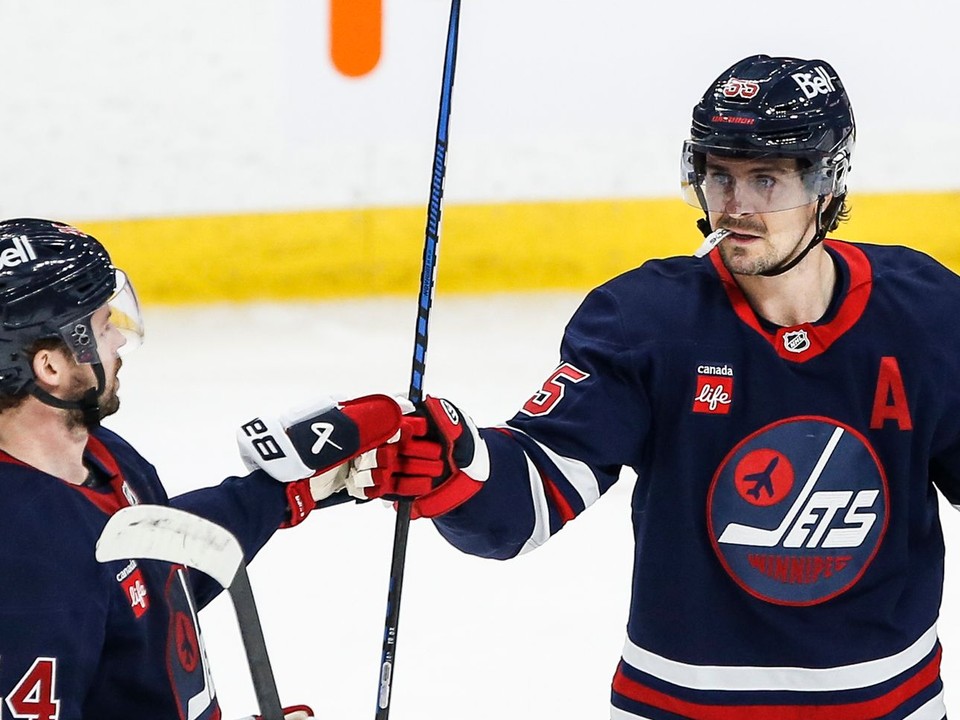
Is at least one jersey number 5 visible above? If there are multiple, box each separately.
[521,363,590,417]
[4,657,60,720]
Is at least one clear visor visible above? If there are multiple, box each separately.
[681,141,836,215]
[109,270,144,356]
[57,269,144,365]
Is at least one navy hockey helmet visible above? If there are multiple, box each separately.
[0,218,143,405]
[681,55,855,273]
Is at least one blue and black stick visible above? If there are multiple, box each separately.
[374,1,461,718]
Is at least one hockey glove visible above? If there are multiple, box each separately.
[238,704,314,720]
[237,395,403,526]
[346,395,490,519]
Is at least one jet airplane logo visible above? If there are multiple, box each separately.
[708,417,888,605]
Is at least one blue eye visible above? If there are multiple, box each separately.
[706,172,732,188]
[754,176,776,190]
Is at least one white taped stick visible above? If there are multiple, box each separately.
[96,505,243,587]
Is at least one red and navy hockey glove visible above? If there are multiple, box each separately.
[237,395,403,527]
[347,395,489,519]
[239,704,315,720]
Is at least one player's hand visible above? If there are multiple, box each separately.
[347,395,489,518]
[236,395,403,526]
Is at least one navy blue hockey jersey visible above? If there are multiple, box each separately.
[0,426,289,720]
[434,240,957,719]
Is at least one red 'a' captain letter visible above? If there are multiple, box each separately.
[870,356,913,431]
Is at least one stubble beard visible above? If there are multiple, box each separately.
[717,216,775,276]
[716,213,815,277]
[63,360,122,431]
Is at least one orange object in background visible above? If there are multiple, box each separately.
[330,0,382,77]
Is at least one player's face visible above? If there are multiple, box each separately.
[705,155,822,276]
[65,305,127,424]
[92,304,126,417]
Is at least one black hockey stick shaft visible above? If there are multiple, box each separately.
[375,1,461,718]
[230,565,285,720]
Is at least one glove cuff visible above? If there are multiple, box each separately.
[411,474,485,519]
[282,478,318,528]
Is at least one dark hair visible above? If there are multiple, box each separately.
[829,199,850,232]
[0,337,68,412]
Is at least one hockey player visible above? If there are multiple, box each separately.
[0,218,403,720]
[342,56,956,718]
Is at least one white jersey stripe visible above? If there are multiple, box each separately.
[903,690,946,720]
[610,707,654,720]
[503,424,602,507]
[519,453,552,555]
[621,623,938,692]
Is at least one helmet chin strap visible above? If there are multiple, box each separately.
[696,194,845,277]
[757,195,829,277]
[29,362,106,429]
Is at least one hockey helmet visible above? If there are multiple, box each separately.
[681,55,855,217]
[0,218,143,398]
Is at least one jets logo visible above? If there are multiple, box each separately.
[734,449,793,506]
[707,416,888,605]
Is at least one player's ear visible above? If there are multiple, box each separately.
[31,346,74,391]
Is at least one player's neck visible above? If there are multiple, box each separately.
[734,245,837,328]
[0,400,90,484]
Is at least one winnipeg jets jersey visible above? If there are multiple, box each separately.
[0,426,289,720]
[434,241,958,720]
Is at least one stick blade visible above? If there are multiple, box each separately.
[96,504,243,588]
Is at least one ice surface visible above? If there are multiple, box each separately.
[107,293,959,719]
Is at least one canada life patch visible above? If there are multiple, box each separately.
[707,416,888,605]
[117,559,149,618]
[693,363,734,415]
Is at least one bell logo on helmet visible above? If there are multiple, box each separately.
[0,235,38,269]
[792,66,837,100]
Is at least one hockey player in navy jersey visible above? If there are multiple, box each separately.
[0,218,403,720]
[342,55,957,718]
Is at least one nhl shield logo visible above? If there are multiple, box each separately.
[782,329,811,354]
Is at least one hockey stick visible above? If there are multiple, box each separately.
[375,1,462,718]
[95,505,285,720]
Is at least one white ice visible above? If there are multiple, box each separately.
[108,293,959,719]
